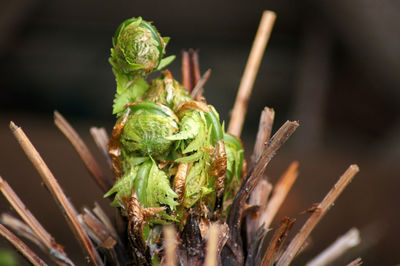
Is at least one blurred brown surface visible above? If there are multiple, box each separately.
[0,0,399,265]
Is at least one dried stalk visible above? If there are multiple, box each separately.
[204,224,218,266]
[81,208,116,249]
[0,177,54,249]
[276,164,360,266]
[0,176,73,265]
[347,257,363,266]
[1,214,45,251]
[191,69,211,100]
[251,107,275,165]
[163,225,177,266]
[90,127,112,168]
[306,228,360,266]
[246,179,272,246]
[0,223,47,266]
[228,11,277,137]
[189,49,201,85]
[54,111,112,193]
[92,202,118,239]
[247,107,275,244]
[257,161,299,230]
[182,51,191,91]
[9,121,103,266]
[261,217,295,266]
[223,120,299,265]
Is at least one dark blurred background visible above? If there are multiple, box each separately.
[0,0,399,265]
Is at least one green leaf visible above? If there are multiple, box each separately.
[167,111,209,155]
[146,160,178,210]
[175,150,203,163]
[104,166,139,207]
[134,160,152,205]
[163,37,170,46]
[183,160,206,208]
[156,55,175,70]
[166,111,202,141]
[112,77,149,115]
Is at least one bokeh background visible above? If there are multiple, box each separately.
[0,0,399,265]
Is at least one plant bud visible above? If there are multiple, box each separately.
[110,17,166,75]
[120,109,178,156]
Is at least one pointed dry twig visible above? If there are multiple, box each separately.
[163,225,177,266]
[0,176,53,248]
[251,107,275,165]
[228,11,277,137]
[190,69,211,100]
[0,223,47,266]
[223,120,299,265]
[90,127,112,168]
[261,217,295,266]
[189,50,206,100]
[92,202,118,240]
[246,179,272,246]
[276,164,360,266]
[182,50,191,91]
[306,228,360,266]
[257,161,299,230]
[347,257,362,266]
[81,208,116,249]
[247,107,275,244]
[90,204,128,265]
[1,214,45,251]
[204,223,218,266]
[9,121,103,266]
[0,176,73,265]
[189,49,201,85]
[54,111,112,193]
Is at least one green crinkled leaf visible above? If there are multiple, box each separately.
[124,155,147,167]
[104,166,139,207]
[166,111,202,141]
[183,159,207,208]
[167,111,209,155]
[112,77,149,115]
[175,150,203,163]
[157,55,175,70]
[146,160,178,210]
[183,114,208,154]
[223,135,244,203]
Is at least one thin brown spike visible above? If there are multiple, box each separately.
[246,179,272,245]
[347,257,363,266]
[257,161,299,230]
[90,127,112,168]
[251,107,275,165]
[261,217,295,266]
[54,111,112,193]
[228,11,277,137]
[191,69,211,100]
[0,176,74,265]
[9,121,103,266]
[276,165,360,266]
[0,223,47,266]
[306,228,360,266]
[1,214,46,252]
[182,50,191,91]
[189,49,201,85]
